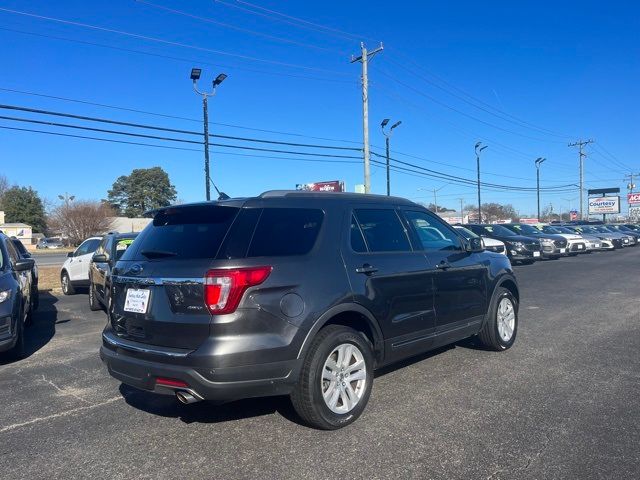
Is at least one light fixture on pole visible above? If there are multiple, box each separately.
[535,157,546,220]
[381,119,402,196]
[475,142,488,222]
[191,68,227,201]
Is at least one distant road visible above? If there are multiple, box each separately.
[31,252,68,267]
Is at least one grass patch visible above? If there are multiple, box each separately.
[38,265,62,292]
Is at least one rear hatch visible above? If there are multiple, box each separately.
[110,204,240,350]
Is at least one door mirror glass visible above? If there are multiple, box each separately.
[467,237,485,252]
[14,258,35,272]
[92,253,108,263]
[67,251,74,257]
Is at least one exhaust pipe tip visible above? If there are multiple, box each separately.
[176,390,200,405]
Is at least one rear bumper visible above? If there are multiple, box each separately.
[100,329,302,403]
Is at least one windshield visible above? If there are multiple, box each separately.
[510,224,542,235]
[482,225,517,237]
[453,226,478,239]
[543,226,562,234]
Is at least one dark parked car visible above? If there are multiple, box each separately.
[0,233,36,359]
[501,224,569,258]
[89,232,138,312]
[10,237,39,311]
[465,224,542,264]
[100,192,520,429]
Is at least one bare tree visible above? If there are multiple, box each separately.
[48,201,115,245]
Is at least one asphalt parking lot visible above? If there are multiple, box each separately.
[1,249,638,479]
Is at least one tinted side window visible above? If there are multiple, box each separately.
[404,210,463,251]
[5,239,19,263]
[247,208,323,257]
[354,209,411,252]
[76,238,101,256]
[350,215,367,253]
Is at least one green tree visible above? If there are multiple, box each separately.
[107,167,177,217]
[0,186,47,232]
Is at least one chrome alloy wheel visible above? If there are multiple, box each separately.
[321,343,367,414]
[496,297,516,342]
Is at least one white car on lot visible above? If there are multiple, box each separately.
[60,236,102,295]
[454,225,508,256]
[542,225,599,252]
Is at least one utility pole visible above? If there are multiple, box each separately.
[191,68,227,201]
[381,118,401,196]
[568,139,594,219]
[624,173,639,193]
[459,198,464,223]
[475,142,488,222]
[432,183,448,216]
[351,42,383,194]
[535,157,546,220]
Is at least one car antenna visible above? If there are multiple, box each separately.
[212,183,230,201]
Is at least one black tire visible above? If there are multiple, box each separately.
[6,307,26,360]
[61,271,75,295]
[477,287,518,351]
[88,281,101,311]
[290,325,374,430]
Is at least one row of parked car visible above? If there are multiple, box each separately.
[454,222,639,264]
[4,190,638,429]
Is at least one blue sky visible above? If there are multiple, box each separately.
[0,0,638,216]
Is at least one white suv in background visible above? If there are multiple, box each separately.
[454,225,508,256]
[60,236,102,295]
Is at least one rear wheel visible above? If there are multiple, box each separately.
[478,287,518,351]
[61,271,75,295]
[88,281,101,311]
[291,325,374,430]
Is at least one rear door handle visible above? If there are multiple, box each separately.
[436,261,452,270]
[355,264,378,275]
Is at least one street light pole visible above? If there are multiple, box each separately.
[535,157,546,220]
[381,119,402,196]
[475,142,488,222]
[191,68,227,201]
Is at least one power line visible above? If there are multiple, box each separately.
[0,6,351,76]
[0,86,362,144]
[0,104,361,151]
[0,27,356,84]
[374,66,566,144]
[214,0,378,44]
[136,0,343,54]
[384,49,574,139]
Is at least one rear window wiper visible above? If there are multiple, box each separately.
[140,249,178,259]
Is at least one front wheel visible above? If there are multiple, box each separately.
[478,287,518,351]
[291,325,374,430]
[61,272,75,295]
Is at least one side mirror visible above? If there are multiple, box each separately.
[92,253,108,263]
[14,258,35,272]
[67,251,74,257]
[467,237,485,253]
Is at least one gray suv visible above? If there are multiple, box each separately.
[100,192,519,429]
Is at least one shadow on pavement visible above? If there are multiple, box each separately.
[0,292,61,366]
[119,384,303,426]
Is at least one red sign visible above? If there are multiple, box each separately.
[297,181,344,192]
[570,210,578,220]
[628,193,640,205]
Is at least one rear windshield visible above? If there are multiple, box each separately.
[121,205,240,260]
[121,205,324,261]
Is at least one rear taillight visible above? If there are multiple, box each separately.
[156,377,189,388]
[204,266,272,314]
